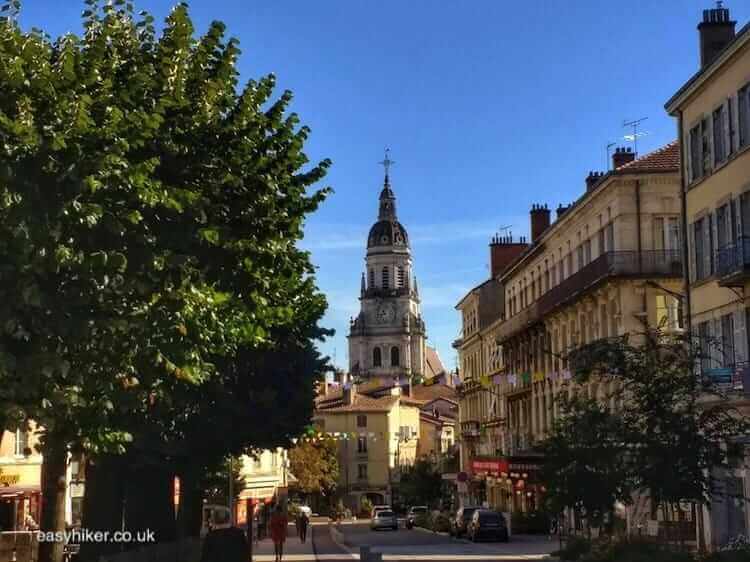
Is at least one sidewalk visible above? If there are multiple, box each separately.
[254,522,316,561]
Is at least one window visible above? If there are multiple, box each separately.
[656,295,682,331]
[600,303,608,338]
[357,415,367,428]
[713,105,727,165]
[693,216,713,281]
[689,124,702,180]
[544,268,550,292]
[721,313,735,368]
[701,118,712,175]
[373,347,382,367]
[566,253,573,276]
[357,464,368,480]
[698,321,711,373]
[14,428,28,456]
[606,223,614,251]
[549,265,556,288]
[654,216,681,251]
[576,245,584,270]
[390,346,400,367]
[740,84,750,148]
[357,436,367,453]
[742,192,750,238]
[397,266,405,287]
[369,269,374,289]
[584,239,592,265]
[558,260,564,283]
[382,267,389,289]
[717,204,730,251]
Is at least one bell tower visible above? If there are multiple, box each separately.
[348,151,427,381]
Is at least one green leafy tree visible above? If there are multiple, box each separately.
[0,1,330,560]
[289,436,339,496]
[543,331,750,543]
[398,458,443,508]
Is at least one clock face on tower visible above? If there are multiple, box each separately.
[376,303,396,324]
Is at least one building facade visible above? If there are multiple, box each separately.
[236,448,289,523]
[455,143,684,517]
[666,5,750,549]
[348,167,427,381]
[314,385,421,510]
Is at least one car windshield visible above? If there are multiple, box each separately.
[479,512,501,522]
[377,511,394,518]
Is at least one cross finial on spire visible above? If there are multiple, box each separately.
[379,148,395,182]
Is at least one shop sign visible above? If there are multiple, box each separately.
[471,458,509,475]
[509,462,541,472]
[706,367,732,385]
[0,474,20,486]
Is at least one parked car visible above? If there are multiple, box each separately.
[468,510,509,542]
[372,504,391,517]
[406,506,428,529]
[201,504,231,537]
[450,506,479,537]
[370,509,398,531]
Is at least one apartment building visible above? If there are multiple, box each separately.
[665,4,750,548]
[456,143,683,514]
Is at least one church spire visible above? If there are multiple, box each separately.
[378,148,397,220]
[361,272,366,296]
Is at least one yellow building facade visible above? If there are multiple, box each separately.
[666,5,750,549]
[314,385,420,511]
[455,143,684,516]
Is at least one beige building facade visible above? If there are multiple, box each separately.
[455,143,684,516]
[666,5,750,549]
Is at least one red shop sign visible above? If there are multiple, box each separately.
[471,458,510,475]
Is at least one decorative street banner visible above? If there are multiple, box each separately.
[521,372,531,385]
[471,458,510,475]
[492,374,503,385]
[532,372,545,383]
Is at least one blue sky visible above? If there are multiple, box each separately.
[21,1,750,371]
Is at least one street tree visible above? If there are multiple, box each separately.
[398,458,443,508]
[0,1,331,560]
[289,436,339,499]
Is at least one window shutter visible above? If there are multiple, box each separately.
[731,197,739,242]
[729,96,738,155]
[685,129,693,184]
[705,118,714,174]
[713,317,722,368]
[706,213,715,276]
[734,309,746,364]
[723,100,732,158]
[688,222,696,283]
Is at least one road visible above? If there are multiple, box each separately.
[312,520,557,562]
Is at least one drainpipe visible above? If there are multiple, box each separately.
[678,111,692,338]
[635,179,643,274]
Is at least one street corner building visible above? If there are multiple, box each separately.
[313,164,459,512]
[454,139,684,519]
[666,3,750,549]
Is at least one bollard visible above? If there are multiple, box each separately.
[359,545,371,562]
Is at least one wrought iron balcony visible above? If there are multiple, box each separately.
[497,250,682,342]
[717,236,750,286]
[460,420,481,438]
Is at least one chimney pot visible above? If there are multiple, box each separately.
[698,5,736,68]
[612,146,636,169]
[530,203,551,243]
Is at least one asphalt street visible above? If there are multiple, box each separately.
[313,520,557,562]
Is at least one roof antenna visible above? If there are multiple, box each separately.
[606,142,616,171]
[623,117,650,157]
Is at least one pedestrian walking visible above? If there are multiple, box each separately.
[298,512,309,543]
[269,505,289,562]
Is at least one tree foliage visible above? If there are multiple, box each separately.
[542,331,750,531]
[289,437,339,495]
[398,458,443,508]
[0,1,331,558]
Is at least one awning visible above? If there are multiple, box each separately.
[0,485,40,498]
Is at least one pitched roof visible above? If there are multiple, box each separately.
[316,394,399,413]
[425,346,447,378]
[614,141,680,173]
[411,383,458,402]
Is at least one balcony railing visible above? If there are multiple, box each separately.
[497,250,682,342]
[717,236,750,286]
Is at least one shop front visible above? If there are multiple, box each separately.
[0,465,42,531]
[470,456,544,514]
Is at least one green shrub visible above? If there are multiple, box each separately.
[429,512,451,533]
[553,536,592,561]
[584,539,694,562]
[331,499,347,520]
[513,510,551,534]
[360,498,374,518]
[414,513,430,528]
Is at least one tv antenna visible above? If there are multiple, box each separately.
[623,117,649,157]
[606,142,617,170]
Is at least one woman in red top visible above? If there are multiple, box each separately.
[269,506,289,562]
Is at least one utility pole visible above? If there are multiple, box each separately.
[229,456,235,526]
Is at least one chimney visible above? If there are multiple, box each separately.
[612,147,635,169]
[489,233,530,278]
[698,5,736,68]
[556,204,571,220]
[586,171,605,192]
[344,383,356,405]
[530,204,551,243]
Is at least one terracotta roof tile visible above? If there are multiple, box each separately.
[315,394,398,413]
[411,383,458,402]
[425,346,447,378]
[615,141,680,173]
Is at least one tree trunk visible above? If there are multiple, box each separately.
[176,466,204,539]
[38,439,68,562]
[124,463,176,547]
[78,455,125,562]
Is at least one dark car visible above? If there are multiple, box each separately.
[449,506,479,537]
[468,510,509,542]
[406,506,428,529]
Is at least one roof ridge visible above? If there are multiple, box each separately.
[616,140,679,171]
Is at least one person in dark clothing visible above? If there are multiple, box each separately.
[297,513,309,543]
[200,526,248,562]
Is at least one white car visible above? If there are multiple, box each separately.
[297,505,312,517]
[371,504,391,517]
[370,509,398,531]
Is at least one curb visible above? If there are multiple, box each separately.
[414,526,471,543]
[328,523,358,559]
